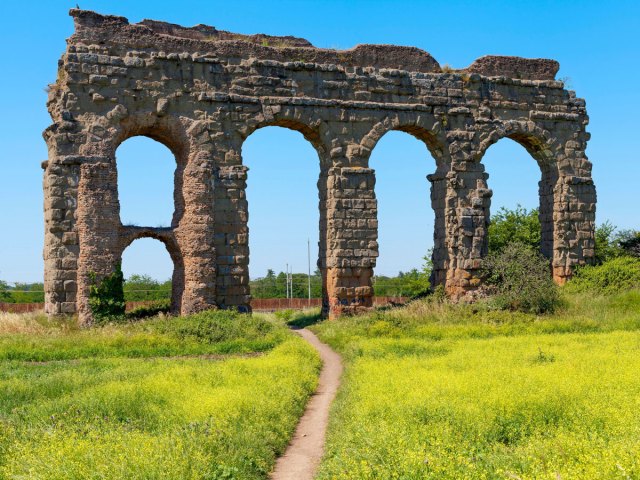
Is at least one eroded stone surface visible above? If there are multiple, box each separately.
[43,9,596,323]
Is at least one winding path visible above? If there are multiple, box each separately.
[270,328,343,480]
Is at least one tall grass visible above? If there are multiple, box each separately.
[0,310,289,361]
[0,310,321,479]
[312,290,640,479]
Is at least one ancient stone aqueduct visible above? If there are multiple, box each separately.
[43,9,596,323]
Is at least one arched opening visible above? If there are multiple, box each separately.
[482,137,552,257]
[369,130,438,298]
[241,126,323,304]
[121,237,181,314]
[116,136,177,227]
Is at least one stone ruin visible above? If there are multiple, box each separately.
[43,9,596,323]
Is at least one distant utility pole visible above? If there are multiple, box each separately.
[307,238,311,306]
[285,263,289,299]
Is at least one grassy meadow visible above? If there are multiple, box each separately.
[311,290,640,479]
[0,311,320,479]
[2,288,640,479]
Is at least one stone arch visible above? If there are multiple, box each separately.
[44,10,594,318]
[360,115,448,167]
[476,121,559,261]
[237,119,326,308]
[115,136,176,227]
[106,116,192,229]
[118,229,184,314]
[365,126,444,295]
[238,106,328,154]
[359,118,451,289]
[475,120,555,165]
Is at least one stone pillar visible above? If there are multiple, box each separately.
[43,160,80,315]
[539,164,556,260]
[76,159,121,324]
[443,162,492,298]
[427,165,450,288]
[174,150,217,314]
[551,164,596,283]
[323,166,377,317]
[318,167,330,315]
[213,165,250,312]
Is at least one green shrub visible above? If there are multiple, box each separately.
[482,241,559,314]
[619,229,640,258]
[0,280,11,302]
[152,309,280,346]
[274,309,296,321]
[126,299,171,320]
[488,205,540,254]
[565,256,640,294]
[594,221,622,264]
[88,265,126,323]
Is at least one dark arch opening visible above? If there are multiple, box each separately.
[241,125,323,304]
[115,136,181,228]
[369,129,439,297]
[482,136,553,258]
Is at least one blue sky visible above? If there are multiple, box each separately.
[0,0,638,282]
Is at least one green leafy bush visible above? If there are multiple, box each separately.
[274,309,296,321]
[126,299,171,319]
[488,205,540,253]
[482,241,559,314]
[88,265,126,323]
[152,309,283,348]
[594,221,622,264]
[593,223,640,264]
[565,256,640,294]
[0,280,11,302]
[618,229,640,258]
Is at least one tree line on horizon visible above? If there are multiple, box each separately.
[2,206,638,304]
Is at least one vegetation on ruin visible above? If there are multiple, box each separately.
[308,286,640,479]
[0,310,320,479]
[88,265,126,322]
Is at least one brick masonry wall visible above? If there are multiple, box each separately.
[43,9,595,322]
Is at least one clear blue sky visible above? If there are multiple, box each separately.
[0,0,638,283]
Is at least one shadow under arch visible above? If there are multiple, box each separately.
[239,120,325,305]
[476,121,559,260]
[119,228,184,314]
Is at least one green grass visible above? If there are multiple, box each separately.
[311,290,640,479]
[0,310,320,479]
[0,310,289,362]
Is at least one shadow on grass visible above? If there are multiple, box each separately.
[287,311,324,329]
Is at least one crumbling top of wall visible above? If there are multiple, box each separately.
[69,9,558,80]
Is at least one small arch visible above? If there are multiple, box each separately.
[102,116,192,229]
[111,115,191,162]
[116,136,179,227]
[120,233,184,314]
